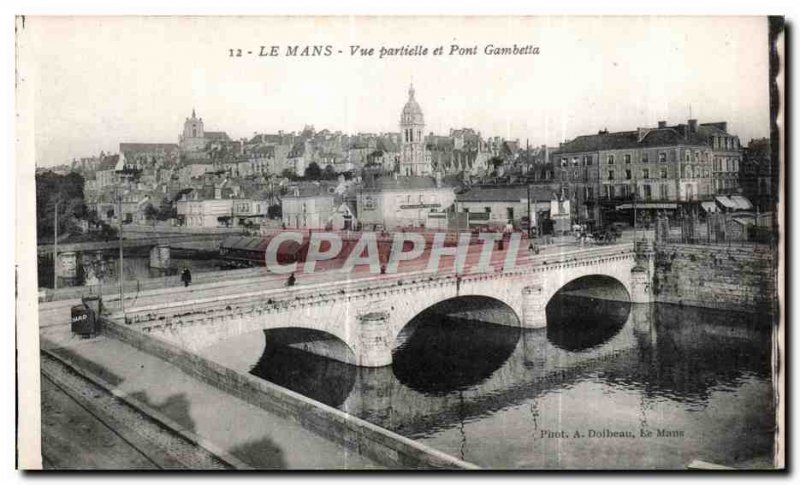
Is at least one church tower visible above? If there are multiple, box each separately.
[179,109,206,153]
[399,84,429,176]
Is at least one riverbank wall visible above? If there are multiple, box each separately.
[652,243,778,314]
[101,317,478,470]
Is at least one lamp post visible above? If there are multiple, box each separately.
[53,201,59,290]
[633,173,638,243]
[527,183,532,239]
[116,184,125,318]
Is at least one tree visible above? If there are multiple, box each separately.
[143,203,159,221]
[156,196,177,221]
[323,164,337,180]
[35,171,88,244]
[304,162,322,180]
[280,168,298,181]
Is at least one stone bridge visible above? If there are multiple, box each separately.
[118,243,654,367]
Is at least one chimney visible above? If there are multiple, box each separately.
[688,119,698,133]
[657,121,667,128]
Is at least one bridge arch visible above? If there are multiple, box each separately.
[390,295,522,394]
[545,274,631,308]
[544,275,632,351]
[394,294,522,343]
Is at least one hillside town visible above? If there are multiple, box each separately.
[38,84,777,253]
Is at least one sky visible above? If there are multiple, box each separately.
[18,16,772,166]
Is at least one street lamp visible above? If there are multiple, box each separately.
[633,172,638,243]
[115,180,127,319]
[53,201,59,290]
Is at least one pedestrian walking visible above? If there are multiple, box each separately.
[181,268,192,287]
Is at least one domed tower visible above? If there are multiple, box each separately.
[179,108,206,153]
[399,84,430,176]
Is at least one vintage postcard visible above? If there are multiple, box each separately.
[15,15,784,470]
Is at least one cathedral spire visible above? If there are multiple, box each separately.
[408,83,415,100]
[192,108,196,118]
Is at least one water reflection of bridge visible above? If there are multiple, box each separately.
[251,302,771,439]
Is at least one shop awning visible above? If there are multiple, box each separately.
[715,196,737,210]
[730,195,753,211]
[701,201,719,213]
[615,202,677,210]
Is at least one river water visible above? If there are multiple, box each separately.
[206,295,776,469]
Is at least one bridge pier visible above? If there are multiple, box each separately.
[630,266,652,303]
[355,312,393,367]
[521,285,547,329]
[631,240,655,304]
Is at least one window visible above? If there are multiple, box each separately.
[660,168,668,179]
[583,155,591,166]
[586,187,594,200]
[607,154,615,165]
[608,170,615,180]
[659,184,668,199]
[625,169,632,180]
[658,152,667,163]
[484,207,491,213]
[560,158,567,167]
[572,157,579,166]
[642,168,650,179]
[574,170,579,178]
[642,153,649,163]
[643,184,652,200]
[685,151,691,162]
[624,154,631,164]
[561,170,567,180]
[605,185,613,199]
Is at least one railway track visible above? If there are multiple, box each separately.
[40,350,250,470]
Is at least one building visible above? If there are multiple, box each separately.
[399,85,430,176]
[331,200,359,231]
[176,185,236,228]
[455,185,556,231]
[356,175,455,230]
[281,183,337,229]
[119,142,179,169]
[741,138,775,212]
[553,119,743,228]
[179,109,206,153]
[178,109,232,160]
[232,198,269,228]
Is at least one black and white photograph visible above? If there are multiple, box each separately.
[14,14,784,471]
